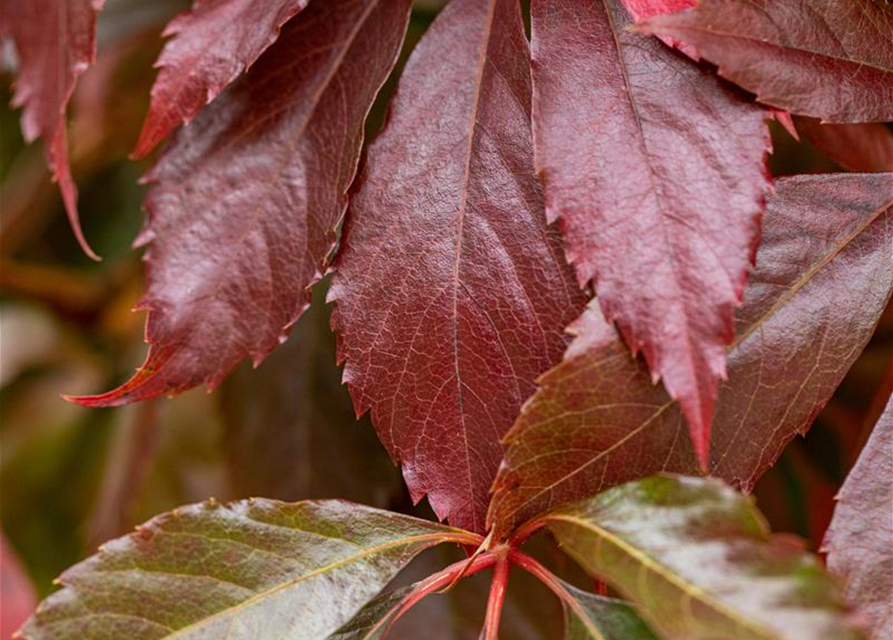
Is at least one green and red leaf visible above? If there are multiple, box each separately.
[20,499,479,640]
[489,173,893,538]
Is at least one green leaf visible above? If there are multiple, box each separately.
[545,475,864,640]
[20,499,479,640]
[561,583,660,640]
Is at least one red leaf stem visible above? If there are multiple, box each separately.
[386,552,498,635]
[479,551,511,640]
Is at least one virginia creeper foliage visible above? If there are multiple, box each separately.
[0,0,104,259]
[3,0,891,637]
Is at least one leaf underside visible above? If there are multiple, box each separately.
[824,395,893,640]
[488,173,893,538]
[133,0,309,157]
[642,0,893,123]
[329,0,585,533]
[1,0,105,259]
[548,475,865,640]
[20,500,476,640]
[793,118,893,173]
[71,0,413,408]
[530,0,772,467]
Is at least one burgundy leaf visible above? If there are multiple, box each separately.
[1,0,105,259]
[794,118,893,173]
[641,0,893,123]
[329,0,585,534]
[530,0,771,467]
[70,0,412,407]
[133,0,308,158]
[488,173,893,539]
[824,394,893,640]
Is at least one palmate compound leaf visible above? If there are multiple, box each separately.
[488,173,893,539]
[824,394,893,640]
[18,499,480,640]
[544,475,865,640]
[329,0,585,534]
[641,0,893,123]
[132,0,309,158]
[529,0,772,468]
[70,0,413,408]
[0,0,105,259]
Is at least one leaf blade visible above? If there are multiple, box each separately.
[20,500,478,640]
[641,0,893,123]
[133,0,309,157]
[547,475,865,640]
[824,394,893,640]
[329,0,584,533]
[1,0,105,259]
[529,0,772,467]
[71,0,413,407]
[488,173,893,538]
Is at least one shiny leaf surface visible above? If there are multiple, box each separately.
[824,395,893,640]
[20,499,479,640]
[133,0,308,157]
[641,0,893,123]
[1,0,105,259]
[489,173,893,538]
[330,0,584,533]
[72,0,413,407]
[530,0,771,467]
[547,475,865,640]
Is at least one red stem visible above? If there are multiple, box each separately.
[507,518,546,548]
[382,551,498,636]
[508,549,604,637]
[479,553,511,640]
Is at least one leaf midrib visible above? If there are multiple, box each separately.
[62,531,472,639]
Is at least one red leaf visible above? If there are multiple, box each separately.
[529,0,771,468]
[329,0,585,534]
[824,394,893,640]
[133,0,308,158]
[795,118,893,173]
[1,533,36,640]
[619,0,696,56]
[488,173,893,539]
[1,0,105,260]
[641,0,893,123]
[70,0,413,407]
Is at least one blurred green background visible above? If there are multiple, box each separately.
[1,0,890,637]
